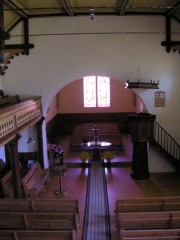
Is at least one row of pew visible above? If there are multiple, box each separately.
[71,122,123,151]
[0,199,81,240]
[1,162,50,199]
[114,196,180,240]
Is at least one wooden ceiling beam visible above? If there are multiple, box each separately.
[0,0,5,50]
[4,0,28,19]
[3,43,34,51]
[166,1,180,16]
[59,0,74,16]
[117,0,129,16]
[161,16,180,53]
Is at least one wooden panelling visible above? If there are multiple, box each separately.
[46,112,134,141]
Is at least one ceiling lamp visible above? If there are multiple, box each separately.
[125,80,159,89]
[125,68,159,89]
[90,7,95,20]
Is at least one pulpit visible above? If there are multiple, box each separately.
[128,112,156,180]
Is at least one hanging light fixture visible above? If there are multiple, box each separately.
[27,127,36,144]
[90,7,95,20]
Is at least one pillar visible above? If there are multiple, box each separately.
[9,133,22,198]
[36,116,45,168]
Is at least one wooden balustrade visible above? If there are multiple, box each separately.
[0,97,43,146]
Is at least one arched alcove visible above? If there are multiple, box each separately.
[46,78,147,138]
[46,78,146,117]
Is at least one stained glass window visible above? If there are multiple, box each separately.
[97,76,110,107]
[83,76,110,107]
[83,76,96,107]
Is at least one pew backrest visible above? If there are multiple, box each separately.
[117,211,180,230]
[0,170,13,198]
[0,230,77,240]
[22,162,49,198]
[0,199,81,223]
[120,228,180,240]
[0,212,79,238]
[115,197,180,215]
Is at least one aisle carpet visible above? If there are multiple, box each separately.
[82,151,111,240]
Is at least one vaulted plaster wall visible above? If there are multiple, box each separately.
[56,79,137,114]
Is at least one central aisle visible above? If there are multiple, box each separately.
[82,151,111,240]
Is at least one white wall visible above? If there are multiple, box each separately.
[45,95,58,123]
[2,15,180,170]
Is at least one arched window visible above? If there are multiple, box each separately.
[83,76,110,108]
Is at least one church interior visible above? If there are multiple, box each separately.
[0,1,180,239]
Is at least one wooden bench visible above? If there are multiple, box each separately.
[0,230,77,240]
[31,199,81,223]
[120,228,180,240]
[116,211,180,231]
[115,197,180,217]
[0,199,81,223]
[0,170,14,198]
[71,122,123,151]
[0,162,26,198]
[0,212,79,239]
[22,162,50,198]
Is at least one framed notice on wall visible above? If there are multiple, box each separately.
[155,91,165,107]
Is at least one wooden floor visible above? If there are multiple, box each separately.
[39,134,180,240]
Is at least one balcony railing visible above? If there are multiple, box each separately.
[153,121,180,174]
[0,97,43,147]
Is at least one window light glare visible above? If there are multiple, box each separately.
[83,76,110,108]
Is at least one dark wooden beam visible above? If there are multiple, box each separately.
[165,16,171,53]
[24,19,30,55]
[161,41,180,47]
[4,43,34,50]
[58,0,74,16]
[0,0,5,50]
[161,16,180,51]
[9,133,22,198]
[118,0,129,16]
[4,0,27,19]
[36,117,46,169]
[166,2,180,16]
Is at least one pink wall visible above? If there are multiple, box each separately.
[57,79,138,113]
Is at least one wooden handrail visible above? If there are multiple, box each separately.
[153,121,180,174]
[0,97,43,147]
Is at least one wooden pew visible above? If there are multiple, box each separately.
[0,199,81,223]
[0,230,77,240]
[22,162,50,198]
[0,170,14,198]
[115,197,180,216]
[71,122,123,151]
[116,211,180,231]
[0,161,24,198]
[0,212,79,239]
[120,228,180,240]
[31,199,81,223]
[0,198,32,211]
